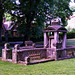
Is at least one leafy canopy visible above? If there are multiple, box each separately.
[9,0,73,40]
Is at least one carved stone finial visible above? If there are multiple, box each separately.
[4,43,10,49]
[14,44,20,50]
[32,43,36,47]
[51,18,60,25]
[44,44,48,48]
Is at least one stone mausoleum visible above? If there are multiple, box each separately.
[2,19,75,65]
[43,19,67,60]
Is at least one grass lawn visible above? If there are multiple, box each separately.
[36,38,75,46]
[0,58,75,75]
[67,38,75,46]
[0,39,75,75]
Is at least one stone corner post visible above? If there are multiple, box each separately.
[12,44,20,63]
[2,43,10,61]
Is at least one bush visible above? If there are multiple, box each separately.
[67,31,75,39]
[2,35,44,42]
[2,36,24,42]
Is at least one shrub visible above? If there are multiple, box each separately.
[67,31,75,39]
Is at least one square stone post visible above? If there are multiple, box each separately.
[12,50,17,63]
[62,32,67,57]
[2,49,6,61]
[12,44,20,63]
[54,32,59,60]
[44,32,48,48]
[54,32,59,48]
[49,38,50,48]
[62,32,67,48]
[2,43,10,61]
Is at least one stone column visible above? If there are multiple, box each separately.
[53,32,59,60]
[54,32,59,48]
[49,38,50,48]
[62,32,67,48]
[54,32,59,43]
[12,44,20,63]
[62,33,67,57]
[44,32,48,48]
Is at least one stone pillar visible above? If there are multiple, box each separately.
[54,32,59,48]
[62,33,67,48]
[44,32,48,48]
[2,49,6,61]
[54,32,59,43]
[2,43,10,61]
[49,38,50,48]
[12,44,20,63]
[61,33,67,57]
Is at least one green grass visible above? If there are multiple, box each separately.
[36,38,75,46]
[0,39,75,75]
[67,38,75,46]
[0,58,75,75]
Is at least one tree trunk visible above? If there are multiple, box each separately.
[5,31,8,42]
[0,28,2,42]
[25,23,31,41]
[21,23,31,46]
[0,15,3,42]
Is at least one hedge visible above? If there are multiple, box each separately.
[2,31,75,42]
[2,36,43,42]
[67,31,75,39]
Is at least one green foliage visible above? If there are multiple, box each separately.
[67,38,75,46]
[67,31,75,39]
[70,6,75,12]
[0,49,2,57]
[0,0,72,41]
[11,0,72,40]
[4,13,12,21]
[0,0,16,42]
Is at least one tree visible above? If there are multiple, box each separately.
[11,0,72,41]
[4,13,12,21]
[0,0,16,42]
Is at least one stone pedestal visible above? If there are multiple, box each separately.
[46,48,57,60]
